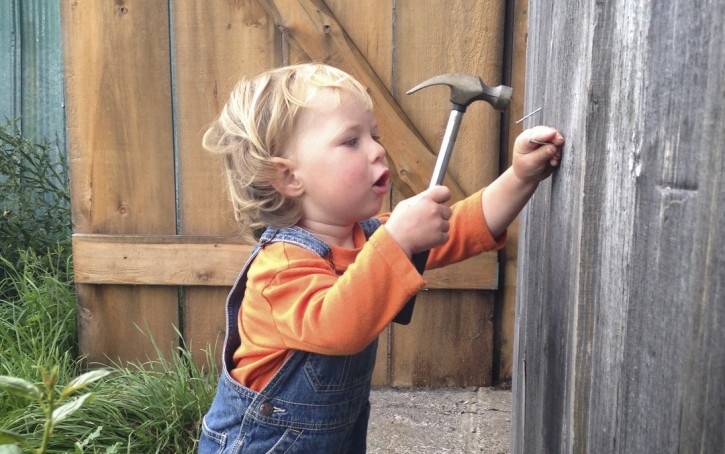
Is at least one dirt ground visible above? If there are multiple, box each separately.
[368,387,512,453]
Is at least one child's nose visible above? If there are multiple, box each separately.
[370,138,386,162]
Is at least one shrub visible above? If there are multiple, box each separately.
[0,121,71,283]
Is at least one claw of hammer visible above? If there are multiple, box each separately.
[406,73,512,112]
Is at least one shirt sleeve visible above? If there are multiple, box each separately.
[378,189,506,269]
[247,227,425,355]
[245,189,504,357]
[426,188,506,269]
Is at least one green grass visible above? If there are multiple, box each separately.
[69,344,218,453]
[0,249,218,453]
[0,249,78,407]
[1,124,217,453]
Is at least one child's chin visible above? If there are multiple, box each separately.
[357,206,383,222]
[370,205,386,218]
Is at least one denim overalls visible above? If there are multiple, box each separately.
[199,219,382,454]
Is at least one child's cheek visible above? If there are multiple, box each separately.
[339,165,367,187]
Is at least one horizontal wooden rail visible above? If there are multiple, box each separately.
[72,234,499,290]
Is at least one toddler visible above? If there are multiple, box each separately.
[198,63,563,453]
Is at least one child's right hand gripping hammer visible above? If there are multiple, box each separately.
[394,73,512,325]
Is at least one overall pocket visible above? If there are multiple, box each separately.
[198,372,256,453]
[303,340,378,392]
[198,416,227,453]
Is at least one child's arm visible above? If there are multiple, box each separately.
[385,126,564,255]
[482,126,564,238]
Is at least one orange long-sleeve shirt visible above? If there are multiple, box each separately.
[231,189,505,391]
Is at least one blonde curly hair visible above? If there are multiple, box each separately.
[202,63,373,241]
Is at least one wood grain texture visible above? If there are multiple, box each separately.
[170,0,278,367]
[390,0,505,387]
[71,234,498,289]
[63,0,513,387]
[63,1,176,234]
[326,0,394,386]
[390,294,495,387]
[513,0,725,452]
[62,0,179,364]
[72,234,251,286]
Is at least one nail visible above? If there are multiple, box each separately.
[529,138,554,146]
[515,107,542,124]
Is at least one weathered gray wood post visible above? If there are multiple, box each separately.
[513,0,724,452]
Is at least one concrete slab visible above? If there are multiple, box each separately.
[368,387,512,453]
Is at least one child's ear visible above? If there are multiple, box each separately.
[269,157,304,197]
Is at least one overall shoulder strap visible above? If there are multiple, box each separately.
[222,221,380,370]
[222,226,331,369]
[360,217,382,239]
[259,225,331,257]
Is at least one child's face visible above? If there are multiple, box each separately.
[286,87,390,228]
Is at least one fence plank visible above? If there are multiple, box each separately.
[72,235,250,286]
[389,0,505,387]
[72,234,498,290]
[513,0,725,451]
[62,0,179,364]
[170,0,279,367]
[499,0,530,383]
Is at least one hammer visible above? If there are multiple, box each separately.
[393,73,512,325]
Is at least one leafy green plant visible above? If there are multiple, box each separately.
[0,366,111,453]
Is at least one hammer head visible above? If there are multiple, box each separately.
[406,73,512,112]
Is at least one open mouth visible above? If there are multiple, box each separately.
[374,170,390,191]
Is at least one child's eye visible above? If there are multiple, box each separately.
[344,137,359,147]
[372,135,382,143]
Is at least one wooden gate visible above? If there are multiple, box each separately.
[513,0,724,451]
[63,0,527,387]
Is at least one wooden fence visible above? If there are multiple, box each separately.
[62,0,528,387]
[513,0,724,451]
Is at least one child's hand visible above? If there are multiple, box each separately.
[512,126,565,184]
[385,186,452,258]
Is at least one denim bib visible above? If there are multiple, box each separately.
[199,218,382,454]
